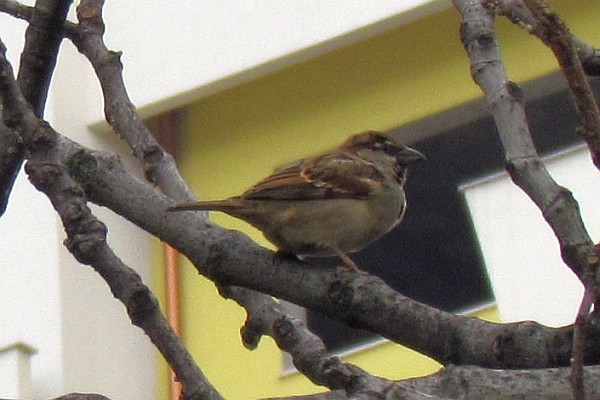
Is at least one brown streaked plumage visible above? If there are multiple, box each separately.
[169,130,425,271]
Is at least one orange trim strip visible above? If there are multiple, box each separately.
[155,112,183,400]
[165,244,182,400]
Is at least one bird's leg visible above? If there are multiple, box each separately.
[273,250,300,264]
[328,245,362,273]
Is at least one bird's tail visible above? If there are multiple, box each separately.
[168,199,244,214]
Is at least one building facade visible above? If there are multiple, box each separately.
[0,1,597,399]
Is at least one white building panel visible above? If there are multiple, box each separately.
[463,146,600,327]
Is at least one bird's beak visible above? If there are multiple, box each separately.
[398,146,426,163]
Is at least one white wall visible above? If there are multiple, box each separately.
[85,1,449,123]
[463,146,600,327]
[0,6,155,399]
[0,169,64,398]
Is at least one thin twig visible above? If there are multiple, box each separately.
[0,0,72,215]
[68,0,194,201]
[571,289,592,400]
[519,0,600,171]
[494,0,600,77]
[0,0,33,21]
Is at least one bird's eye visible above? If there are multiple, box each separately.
[373,138,391,150]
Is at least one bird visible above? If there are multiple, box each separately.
[169,130,425,272]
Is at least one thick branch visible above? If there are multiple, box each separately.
[63,145,600,370]
[67,1,367,394]
[265,365,600,399]
[0,111,22,213]
[7,363,600,400]
[17,0,72,116]
[0,0,72,215]
[68,0,193,200]
[2,1,349,395]
[395,364,600,400]
[0,37,223,400]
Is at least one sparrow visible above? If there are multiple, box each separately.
[169,130,425,271]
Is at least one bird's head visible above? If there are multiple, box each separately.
[342,130,425,184]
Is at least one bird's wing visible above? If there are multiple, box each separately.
[242,151,382,201]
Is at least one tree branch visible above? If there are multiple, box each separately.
[455,3,600,397]
[2,0,600,398]
[220,285,371,392]
[0,36,223,400]
[68,0,193,200]
[498,0,600,170]
[0,109,22,214]
[263,365,600,400]
[66,1,373,395]
[2,1,359,395]
[494,0,600,76]
[17,0,72,116]
[7,363,600,400]
[0,0,72,215]
[453,0,595,293]
[0,0,33,21]
[63,144,600,370]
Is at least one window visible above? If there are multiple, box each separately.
[305,73,592,352]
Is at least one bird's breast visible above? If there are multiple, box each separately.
[255,184,406,256]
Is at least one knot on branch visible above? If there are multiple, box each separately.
[142,144,164,184]
[491,321,562,368]
[542,187,577,220]
[68,148,122,189]
[505,81,524,102]
[505,156,541,179]
[64,218,108,264]
[24,161,83,198]
[320,357,355,390]
[27,120,56,153]
[76,0,105,33]
[67,148,98,181]
[492,333,516,365]
[590,244,600,274]
[460,19,494,51]
[109,50,124,67]
[272,315,299,348]
[326,278,356,318]
[239,298,273,350]
[62,199,95,230]
[240,319,262,350]
[127,284,160,327]
[24,160,60,189]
